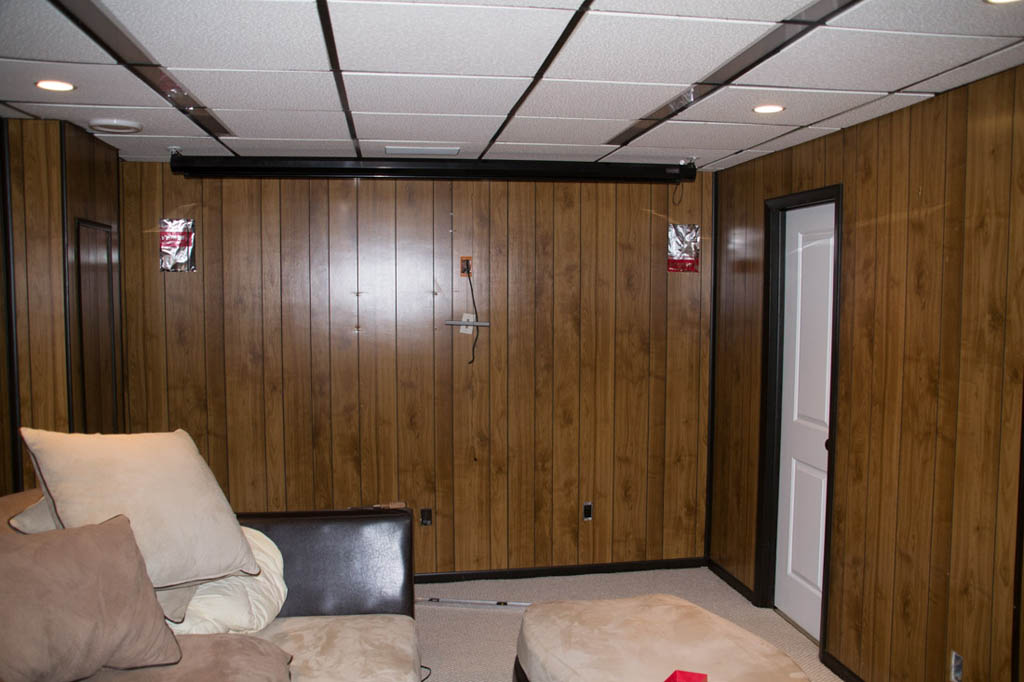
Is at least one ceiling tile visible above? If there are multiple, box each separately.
[360,140,486,159]
[353,113,503,143]
[484,143,616,161]
[221,138,356,156]
[632,121,796,150]
[214,109,350,138]
[519,79,685,119]
[345,73,530,115]
[736,27,1016,91]
[908,42,1024,93]
[368,0,579,6]
[752,126,836,152]
[675,86,884,126]
[700,149,771,171]
[816,93,932,129]
[829,0,1024,38]
[0,1,113,64]
[546,12,773,85]
[0,103,32,119]
[14,104,204,136]
[96,134,231,160]
[98,0,329,70]
[602,146,733,165]
[498,116,631,145]
[0,59,169,107]
[591,0,817,22]
[170,69,340,110]
[329,1,573,76]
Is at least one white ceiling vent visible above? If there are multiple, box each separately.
[384,145,461,156]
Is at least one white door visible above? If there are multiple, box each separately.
[774,202,835,639]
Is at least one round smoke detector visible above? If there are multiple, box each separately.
[88,118,143,134]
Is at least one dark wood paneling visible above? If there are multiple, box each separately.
[612,183,651,562]
[120,173,712,574]
[710,66,1024,681]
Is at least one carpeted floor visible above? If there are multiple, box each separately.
[414,567,841,682]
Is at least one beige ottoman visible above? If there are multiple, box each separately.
[515,594,810,682]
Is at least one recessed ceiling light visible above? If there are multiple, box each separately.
[753,104,785,114]
[36,79,75,92]
[88,118,143,134]
[985,0,1021,4]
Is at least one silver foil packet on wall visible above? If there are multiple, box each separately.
[668,223,700,272]
[159,218,196,272]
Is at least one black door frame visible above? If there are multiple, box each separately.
[753,186,843,653]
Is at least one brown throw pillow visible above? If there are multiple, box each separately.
[83,634,293,682]
[0,515,181,682]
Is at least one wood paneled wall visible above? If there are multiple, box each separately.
[4,120,120,493]
[6,120,68,491]
[710,66,1024,681]
[119,167,714,573]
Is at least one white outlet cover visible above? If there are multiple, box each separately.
[460,312,476,335]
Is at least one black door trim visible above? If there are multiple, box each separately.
[754,185,843,662]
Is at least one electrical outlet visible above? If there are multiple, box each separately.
[459,312,475,334]
[420,508,432,526]
[583,501,593,521]
[950,651,963,682]
[460,256,472,277]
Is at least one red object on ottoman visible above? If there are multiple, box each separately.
[664,672,708,682]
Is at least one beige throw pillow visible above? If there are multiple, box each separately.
[0,515,181,682]
[5,489,199,623]
[8,496,58,533]
[21,427,258,589]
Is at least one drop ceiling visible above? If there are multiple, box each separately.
[0,0,1022,170]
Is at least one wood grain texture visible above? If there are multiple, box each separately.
[664,180,702,559]
[115,173,712,573]
[948,71,1015,682]
[222,179,266,512]
[646,184,667,561]
[309,180,333,510]
[161,167,207,453]
[260,180,286,512]
[612,183,651,562]
[487,182,509,570]
[711,67,1024,681]
[202,179,229,492]
[396,180,437,573]
[552,182,581,566]
[328,179,360,509]
[452,181,490,571]
[281,180,315,510]
[358,180,399,505]
[533,182,554,567]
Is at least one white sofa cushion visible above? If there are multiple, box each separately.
[256,615,420,682]
[170,527,287,635]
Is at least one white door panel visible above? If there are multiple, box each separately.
[774,202,835,639]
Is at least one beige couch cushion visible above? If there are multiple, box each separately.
[517,594,809,682]
[0,515,181,682]
[21,428,258,590]
[256,615,420,682]
[84,634,292,682]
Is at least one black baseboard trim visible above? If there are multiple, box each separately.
[820,650,863,682]
[416,556,707,583]
[707,559,759,604]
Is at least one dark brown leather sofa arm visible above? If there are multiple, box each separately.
[238,508,414,619]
